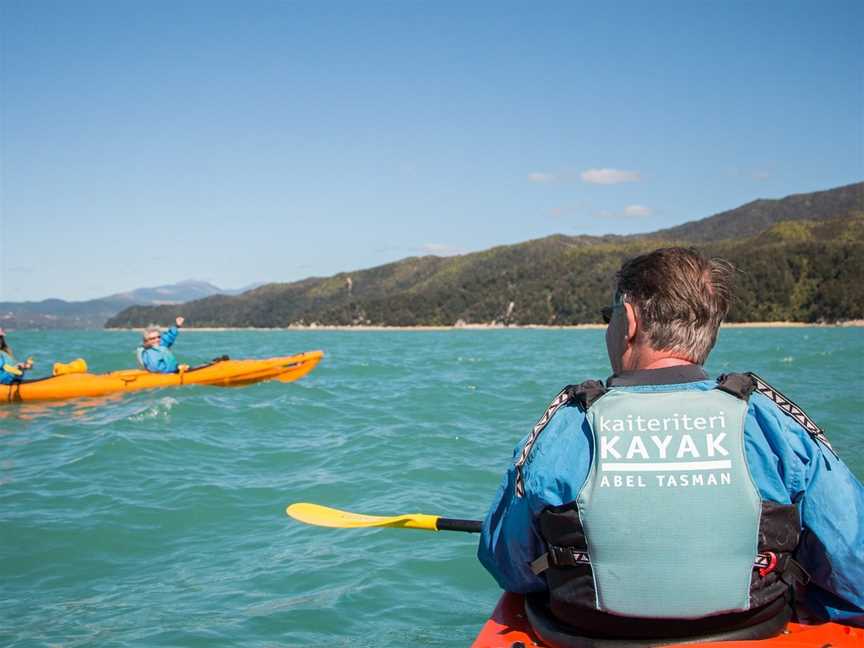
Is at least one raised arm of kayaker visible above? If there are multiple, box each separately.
[160,317,184,348]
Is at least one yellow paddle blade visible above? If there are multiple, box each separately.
[3,363,23,376]
[286,503,440,531]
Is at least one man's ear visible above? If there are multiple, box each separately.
[623,302,638,343]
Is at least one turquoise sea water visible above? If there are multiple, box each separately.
[1,328,862,647]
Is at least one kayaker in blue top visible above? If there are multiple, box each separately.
[137,317,185,373]
[478,247,864,643]
[0,328,34,384]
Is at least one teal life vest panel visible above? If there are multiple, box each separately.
[528,375,806,639]
[579,388,759,618]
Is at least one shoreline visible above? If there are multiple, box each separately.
[104,320,864,332]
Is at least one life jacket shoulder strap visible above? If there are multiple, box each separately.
[514,381,606,497]
[566,380,607,412]
[746,371,837,458]
[716,372,757,401]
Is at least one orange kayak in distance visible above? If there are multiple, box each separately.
[1,350,324,403]
[472,593,863,648]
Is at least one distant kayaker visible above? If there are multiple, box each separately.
[137,317,186,373]
[0,328,34,384]
[478,247,864,642]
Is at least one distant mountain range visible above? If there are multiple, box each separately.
[0,280,262,329]
[106,181,864,328]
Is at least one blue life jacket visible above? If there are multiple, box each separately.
[136,326,180,373]
[1,350,22,385]
[526,374,806,639]
[136,345,178,373]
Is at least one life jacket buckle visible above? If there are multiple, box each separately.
[757,551,778,577]
[530,546,592,575]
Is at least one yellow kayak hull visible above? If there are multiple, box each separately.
[2,350,323,403]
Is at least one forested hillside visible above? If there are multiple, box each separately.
[107,183,864,328]
[646,181,863,242]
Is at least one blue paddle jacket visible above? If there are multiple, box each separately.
[136,326,180,374]
[0,350,24,384]
[478,365,864,626]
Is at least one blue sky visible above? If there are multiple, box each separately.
[1,1,861,302]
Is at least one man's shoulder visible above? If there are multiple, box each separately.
[543,380,605,421]
[733,373,837,456]
[733,372,817,422]
[526,385,594,448]
[517,386,592,455]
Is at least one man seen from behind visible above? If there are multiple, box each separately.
[478,247,863,644]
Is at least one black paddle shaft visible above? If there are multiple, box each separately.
[436,517,482,533]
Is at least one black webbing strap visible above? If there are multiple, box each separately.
[530,546,591,575]
[746,371,838,459]
[568,380,607,413]
[777,556,810,587]
[531,548,795,577]
[514,387,573,498]
[716,373,757,401]
[514,381,607,498]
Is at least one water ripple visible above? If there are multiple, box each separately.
[1,328,861,646]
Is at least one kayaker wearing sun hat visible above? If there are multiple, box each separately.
[478,248,864,644]
[136,316,185,373]
[0,328,34,385]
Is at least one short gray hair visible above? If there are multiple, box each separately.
[616,247,734,365]
[142,325,160,340]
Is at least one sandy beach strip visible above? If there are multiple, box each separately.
[105,320,864,332]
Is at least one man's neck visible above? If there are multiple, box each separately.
[640,357,695,370]
[608,363,708,387]
[624,344,696,372]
